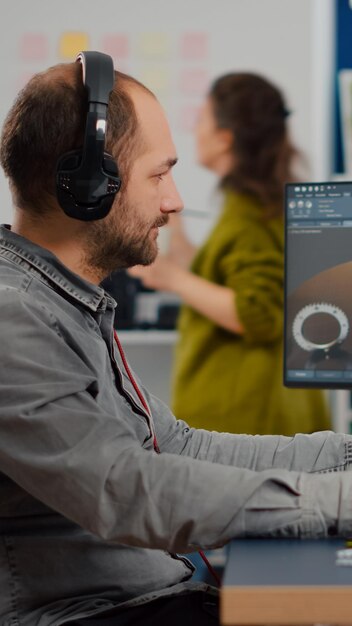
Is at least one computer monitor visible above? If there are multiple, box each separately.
[284,181,352,388]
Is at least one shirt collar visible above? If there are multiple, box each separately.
[0,224,116,313]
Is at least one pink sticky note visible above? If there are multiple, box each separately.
[19,33,48,62]
[179,69,209,96]
[177,104,202,133]
[180,33,208,60]
[101,34,129,60]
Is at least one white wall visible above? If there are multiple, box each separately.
[0,0,325,239]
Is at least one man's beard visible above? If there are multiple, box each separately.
[82,195,168,279]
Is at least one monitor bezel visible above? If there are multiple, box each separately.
[284,180,352,389]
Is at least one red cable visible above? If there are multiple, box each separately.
[114,330,221,587]
[114,330,160,452]
[199,550,222,587]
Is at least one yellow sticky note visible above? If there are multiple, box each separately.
[59,32,90,60]
[138,33,170,59]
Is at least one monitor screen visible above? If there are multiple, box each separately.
[284,181,352,388]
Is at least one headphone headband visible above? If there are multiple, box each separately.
[56,50,121,221]
[76,51,114,105]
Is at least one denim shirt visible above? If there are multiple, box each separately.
[1,224,352,626]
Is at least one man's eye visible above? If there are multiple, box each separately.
[156,173,165,181]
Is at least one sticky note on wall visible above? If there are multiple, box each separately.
[101,34,129,60]
[138,33,170,59]
[59,32,90,59]
[180,33,208,60]
[19,33,48,62]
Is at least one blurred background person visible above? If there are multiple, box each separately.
[129,72,331,435]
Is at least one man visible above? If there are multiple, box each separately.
[0,53,351,626]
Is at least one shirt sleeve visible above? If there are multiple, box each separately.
[1,289,352,553]
[145,386,348,474]
[219,226,284,344]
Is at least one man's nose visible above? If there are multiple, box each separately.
[161,180,184,214]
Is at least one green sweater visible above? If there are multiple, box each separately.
[171,191,331,435]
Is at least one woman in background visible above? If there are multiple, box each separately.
[130,72,331,435]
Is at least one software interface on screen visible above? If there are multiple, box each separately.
[285,181,352,388]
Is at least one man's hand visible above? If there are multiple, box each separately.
[128,251,244,334]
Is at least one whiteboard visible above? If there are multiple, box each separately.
[0,0,315,244]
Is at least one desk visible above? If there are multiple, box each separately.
[221,538,352,625]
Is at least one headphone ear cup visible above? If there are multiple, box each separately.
[57,149,82,172]
[56,149,121,221]
[103,154,119,177]
[56,149,84,220]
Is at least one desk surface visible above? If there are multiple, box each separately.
[221,538,352,625]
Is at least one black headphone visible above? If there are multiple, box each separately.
[56,51,121,221]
